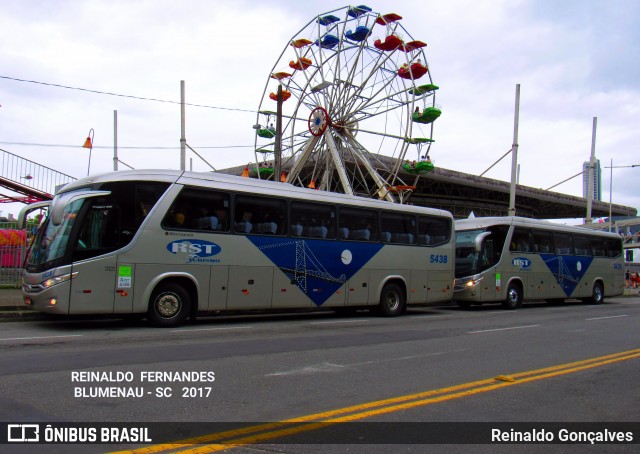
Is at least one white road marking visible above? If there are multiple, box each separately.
[266,350,468,377]
[309,319,370,325]
[585,315,629,321]
[468,324,539,334]
[170,325,253,333]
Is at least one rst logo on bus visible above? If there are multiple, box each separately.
[167,239,221,257]
[512,257,531,269]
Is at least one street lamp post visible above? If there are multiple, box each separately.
[82,128,95,176]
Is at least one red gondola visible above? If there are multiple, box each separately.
[398,62,428,80]
[375,13,402,25]
[269,90,292,101]
[289,57,313,70]
[374,34,403,51]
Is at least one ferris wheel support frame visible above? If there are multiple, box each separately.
[342,131,396,202]
[324,129,355,196]
[285,134,321,183]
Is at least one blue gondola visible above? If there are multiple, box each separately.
[346,25,371,42]
[317,14,340,26]
[315,34,340,49]
[347,5,372,18]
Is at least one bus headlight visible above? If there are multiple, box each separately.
[465,277,483,288]
[455,276,483,291]
[41,272,78,289]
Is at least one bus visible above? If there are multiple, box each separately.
[19,170,455,326]
[453,216,624,309]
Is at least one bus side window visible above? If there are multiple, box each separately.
[510,227,531,252]
[234,194,286,236]
[532,229,553,254]
[292,201,336,240]
[339,207,378,242]
[553,232,573,255]
[418,216,451,246]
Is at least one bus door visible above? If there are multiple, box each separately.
[69,256,119,314]
[68,191,131,314]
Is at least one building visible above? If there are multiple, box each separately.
[582,159,602,201]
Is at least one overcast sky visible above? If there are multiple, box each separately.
[1,0,639,220]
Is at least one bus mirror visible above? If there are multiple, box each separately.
[474,232,491,253]
[18,201,51,229]
[50,190,112,226]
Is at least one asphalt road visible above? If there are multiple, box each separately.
[1,297,639,453]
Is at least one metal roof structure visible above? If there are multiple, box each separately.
[221,156,637,220]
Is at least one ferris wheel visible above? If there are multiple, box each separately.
[253,5,441,203]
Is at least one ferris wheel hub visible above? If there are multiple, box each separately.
[308,107,330,137]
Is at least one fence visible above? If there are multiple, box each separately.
[0,226,26,287]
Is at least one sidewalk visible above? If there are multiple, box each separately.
[0,287,44,321]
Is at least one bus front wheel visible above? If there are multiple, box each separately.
[584,282,604,305]
[377,283,405,316]
[148,283,192,327]
[502,283,522,310]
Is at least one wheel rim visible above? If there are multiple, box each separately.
[155,292,181,318]
[507,287,519,304]
[384,290,400,312]
[594,285,603,303]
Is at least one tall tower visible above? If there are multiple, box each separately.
[583,159,601,201]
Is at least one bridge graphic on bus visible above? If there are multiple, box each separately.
[541,254,594,297]
[248,236,383,306]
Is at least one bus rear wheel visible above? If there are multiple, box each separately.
[148,283,191,327]
[584,282,604,305]
[502,282,522,310]
[377,283,405,316]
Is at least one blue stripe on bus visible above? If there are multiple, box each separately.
[248,236,384,306]
[540,254,594,297]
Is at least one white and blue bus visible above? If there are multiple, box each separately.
[20,170,454,326]
[454,216,625,309]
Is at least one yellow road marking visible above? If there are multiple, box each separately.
[113,347,640,454]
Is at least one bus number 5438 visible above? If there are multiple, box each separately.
[430,255,448,264]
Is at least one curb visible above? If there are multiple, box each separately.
[0,309,45,322]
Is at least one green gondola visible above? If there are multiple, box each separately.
[408,84,439,95]
[404,137,435,144]
[403,161,435,174]
[412,107,442,124]
[257,128,276,139]
[253,167,275,178]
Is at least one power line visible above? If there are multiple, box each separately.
[0,75,257,114]
[0,141,254,150]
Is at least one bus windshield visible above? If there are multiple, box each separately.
[24,181,171,272]
[26,198,84,268]
[455,225,508,278]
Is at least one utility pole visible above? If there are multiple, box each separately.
[585,117,597,223]
[113,110,118,171]
[508,84,520,217]
[274,85,283,181]
[180,80,186,171]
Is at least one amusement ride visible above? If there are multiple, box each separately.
[251,5,441,204]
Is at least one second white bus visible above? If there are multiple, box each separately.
[454,216,624,308]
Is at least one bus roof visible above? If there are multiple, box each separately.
[59,169,453,219]
[455,216,621,238]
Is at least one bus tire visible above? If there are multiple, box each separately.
[584,282,604,305]
[377,283,405,316]
[502,282,522,310]
[148,282,191,327]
